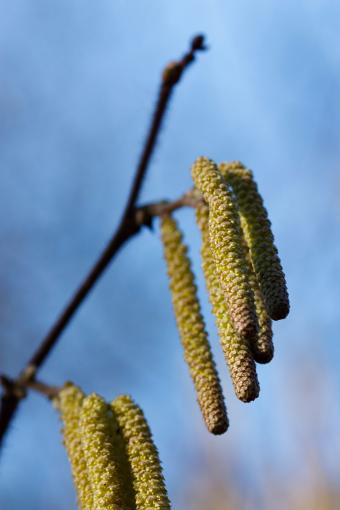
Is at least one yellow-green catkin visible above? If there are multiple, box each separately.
[54,383,93,510]
[111,395,171,510]
[220,161,290,321]
[160,214,228,434]
[196,203,259,402]
[191,157,257,341]
[79,393,129,510]
[244,242,274,364]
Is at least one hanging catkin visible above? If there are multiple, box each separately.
[54,383,93,510]
[79,393,130,510]
[243,240,274,364]
[196,203,259,402]
[191,157,257,341]
[111,395,171,510]
[220,161,289,321]
[160,214,228,434]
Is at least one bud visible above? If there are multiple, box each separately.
[79,393,129,510]
[112,395,171,510]
[220,161,289,320]
[191,157,257,340]
[160,214,228,434]
[196,203,259,402]
[54,383,93,510]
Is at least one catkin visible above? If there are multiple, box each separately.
[191,157,257,341]
[79,393,129,510]
[54,383,93,510]
[196,203,259,402]
[244,242,274,364]
[220,161,289,320]
[111,395,171,510]
[160,214,228,434]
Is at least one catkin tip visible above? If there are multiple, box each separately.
[269,300,290,321]
[252,345,274,364]
[209,419,229,435]
[237,380,260,403]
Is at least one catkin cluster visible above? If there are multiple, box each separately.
[54,383,170,510]
[160,156,289,429]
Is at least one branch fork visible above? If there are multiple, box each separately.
[0,35,207,449]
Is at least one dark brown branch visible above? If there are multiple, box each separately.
[136,189,203,224]
[0,375,60,400]
[123,34,206,213]
[0,34,206,450]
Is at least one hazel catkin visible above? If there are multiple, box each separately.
[111,395,171,510]
[191,157,257,341]
[220,161,289,321]
[196,203,260,403]
[160,214,228,434]
[79,393,130,510]
[54,383,94,510]
[243,242,274,364]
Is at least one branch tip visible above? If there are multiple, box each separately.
[191,34,207,51]
[0,33,207,452]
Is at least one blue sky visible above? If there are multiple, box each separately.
[0,2,340,508]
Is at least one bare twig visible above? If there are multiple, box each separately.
[124,34,206,213]
[135,189,203,225]
[0,34,206,450]
[0,375,60,400]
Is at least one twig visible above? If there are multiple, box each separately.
[135,189,203,225]
[0,34,206,450]
[0,375,60,400]
[123,34,206,213]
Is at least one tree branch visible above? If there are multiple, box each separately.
[0,375,60,401]
[0,34,206,451]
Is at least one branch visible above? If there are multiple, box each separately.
[123,34,206,213]
[0,375,60,400]
[0,35,206,450]
[136,189,203,225]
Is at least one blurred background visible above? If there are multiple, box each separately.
[0,1,340,508]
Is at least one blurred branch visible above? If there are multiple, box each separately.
[136,189,203,225]
[0,375,60,400]
[0,34,206,451]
